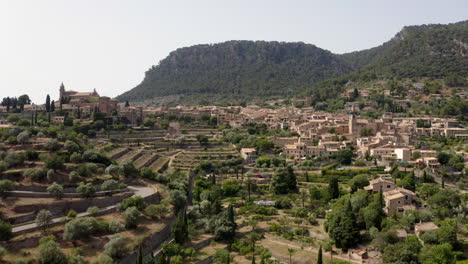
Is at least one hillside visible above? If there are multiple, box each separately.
[116,41,354,103]
[118,21,468,104]
[341,20,468,78]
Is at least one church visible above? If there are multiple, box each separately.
[58,83,118,115]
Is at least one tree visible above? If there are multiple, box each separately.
[270,166,297,194]
[101,179,120,191]
[419,243,456,264]
[136,246,143,264]
[37,236,67,264]
[196,134,209,145]
[213,204,237,241]
[328,176,339,199]
[45,94,51,112]
[334,148,353,165]
[437,152,451,165]
[144,204,169,219]
[317,245,323,264]
[287,248,295,264]
[45,154,65,171]
[36,210,53,231]
[350,174,369,193]
[213,249,231,264]
[77,183,96,198]
[120,160,138,177]
[63,217,98,240]
[17,131,30,144]
[47,183,64,199]
[64,140,80,153]
[327,199,358,251]
[169,189,187,212]
[122,206,140,228]
[92,254,114,264]
[0,221,12,241]
[0,180,14,196]
[172,211,188,244]
[50,100,55,112]
[104,234,130,260]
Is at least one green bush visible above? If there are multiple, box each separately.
[0,221,12,241]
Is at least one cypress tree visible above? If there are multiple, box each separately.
[136,246,143,264]
[50,100,55,112]
[317,245,323,264]
[328,176,339,199]
[45,94,50,112]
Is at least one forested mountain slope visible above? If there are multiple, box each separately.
[118,20,468,104]
[117,41,353,102]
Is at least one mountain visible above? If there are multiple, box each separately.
[339,20,468,78]
[117,41,354,103]
[118,20,468,104]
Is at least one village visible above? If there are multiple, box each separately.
[0,80,465,264]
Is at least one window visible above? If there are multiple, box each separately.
[398,201,400,204]
[387,185,391,188]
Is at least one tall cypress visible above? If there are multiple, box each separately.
[317,245,323,264]
[45,94,51,112]
[136,246,143,264]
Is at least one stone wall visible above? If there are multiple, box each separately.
[119,216,176,264]
[10,192,133,224]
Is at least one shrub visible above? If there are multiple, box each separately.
[69,171,80,182]
[120,160,138,177]
[67,210,77,218]
[0,161,7,173]
[45,154,65,171]
[77,183,96,198]
[0,246,6,260]
[63,217,98,240]
[37,236,67,264]
[101,179,119,192]
[0,180,14,196]
[274,197,292,209]
[0,221,12,241]
[5,152,24,167]
[108,221,125,233]
[64,140,80,153]
[122,196,145,211]
[43,139,61,151]
[103,234,129,259]
[17,131,30,144]
[47,183,64,199]
[16,118,30,127]
[122,206,140,228]
[144,204,169,219]
[87,206,100,215]
[69,152,83,163]
[105,164,121,178]
[92,254,113,264]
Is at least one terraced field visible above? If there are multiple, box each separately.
[171,146,240,171]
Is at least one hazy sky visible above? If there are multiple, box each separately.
[1,0,467,103]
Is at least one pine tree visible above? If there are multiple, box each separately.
[317,245,323,264]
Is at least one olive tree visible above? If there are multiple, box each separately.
[35,209,53,231]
